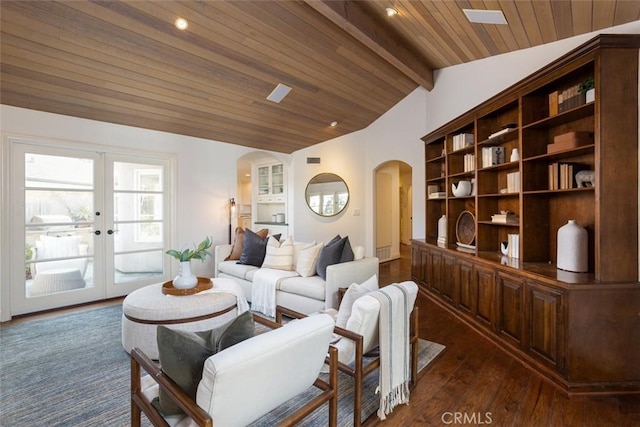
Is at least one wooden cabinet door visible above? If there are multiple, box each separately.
[426,249,443,295]
[411,244,429,290]
[497,272,526,347]
[441,254,457,305]
[475,264,496,330]
[527,280,565,373]
[457,259,476,315]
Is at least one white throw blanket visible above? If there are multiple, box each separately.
[251,268,299,317]
[203,278,250,314]
[369,282,417,420]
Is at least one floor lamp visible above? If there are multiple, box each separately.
[228,197,236,244]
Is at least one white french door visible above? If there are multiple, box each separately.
[10,142,172,315]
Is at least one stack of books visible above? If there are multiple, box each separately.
[507,234,520,259]
[463,153,475,172]
[428,192,446,199]
[548,162,587,189]
[481,146,505,167]
[453,133,474,151]
[548,85,588,116]
[507,171,520,193]
[491,212,519,224]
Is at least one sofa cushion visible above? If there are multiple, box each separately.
[154,311,254,415]
[239,228,269,267]
[296,242,324,277]
[278,275,326,301]
[225,228,268,261]
[262,236,294,271]
[335,274,379,328]
[217,260,258,280]
[316,235,353,279]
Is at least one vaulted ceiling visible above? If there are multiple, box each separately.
[1,1,639,153]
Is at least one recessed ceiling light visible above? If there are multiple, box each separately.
[385,7,398,17]
[462,9,507,25]
[266,83,292,103]
[330,121,338,127]
[175,17,188,30]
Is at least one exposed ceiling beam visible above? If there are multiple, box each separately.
[304,0,434,91]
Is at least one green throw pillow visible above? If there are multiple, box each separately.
[153,311,255,415]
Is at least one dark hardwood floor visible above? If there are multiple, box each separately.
[373,244,640,427]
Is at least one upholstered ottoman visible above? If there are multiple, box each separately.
[121,278,244,359]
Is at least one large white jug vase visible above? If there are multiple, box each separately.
[557,220,588,272]
[173,261,198,289]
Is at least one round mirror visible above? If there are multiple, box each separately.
[305,173,349,217]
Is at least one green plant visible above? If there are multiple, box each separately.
[25,244,34,279]
[166,237,212,262]
[579,77,594,94]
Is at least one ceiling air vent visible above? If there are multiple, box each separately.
[266,83,292,103]
[462,9,507,25]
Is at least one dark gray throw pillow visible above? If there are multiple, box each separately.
[316,235,348,280]
[154,311,255,415]
[341,236,355,263]
[238,228,269,266]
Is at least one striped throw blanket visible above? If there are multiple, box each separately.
[369,281,418,420]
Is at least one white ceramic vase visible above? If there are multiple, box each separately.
[510,148,519,162]
[586,88,595,104]
[438,215,447,240]
[173,261,198,289]
[557,220,588,272]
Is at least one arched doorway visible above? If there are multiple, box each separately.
[374,161,412,262]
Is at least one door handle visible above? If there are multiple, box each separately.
[107,229,114,235]
[94,230,101,235]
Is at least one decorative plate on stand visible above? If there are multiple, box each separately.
[456,210,476,247]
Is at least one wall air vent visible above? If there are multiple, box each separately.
[266,83,292,103]
[306,157,321,164]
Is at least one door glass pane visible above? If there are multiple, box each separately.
[113,162,164,285]
[24,154,94,297]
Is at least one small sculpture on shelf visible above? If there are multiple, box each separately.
[575,170,595,188]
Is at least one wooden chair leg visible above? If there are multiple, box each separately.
[411,307,419,387]
[131,352,141,427]
[353,339,364,427]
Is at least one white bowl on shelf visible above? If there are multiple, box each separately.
[452,180,472,197]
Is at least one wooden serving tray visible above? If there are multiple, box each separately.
[162,277,213,296]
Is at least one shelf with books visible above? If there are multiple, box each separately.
[521,61,593,124]
[417,35,640,396]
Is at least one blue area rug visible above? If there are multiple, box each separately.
[0,304,444,426]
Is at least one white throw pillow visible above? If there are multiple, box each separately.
[293,241,315,267]
[335,274,379,328]
[261,236,294,270]
[296,242,324,277]
[352,246,365,261]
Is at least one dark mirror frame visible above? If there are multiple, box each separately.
[305,173,349,217]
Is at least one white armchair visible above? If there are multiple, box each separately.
[32,234,89,277]
[131,313,338,427]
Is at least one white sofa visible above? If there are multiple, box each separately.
[214,243,379,315]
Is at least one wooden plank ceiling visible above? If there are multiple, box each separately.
[1,1,638,153]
